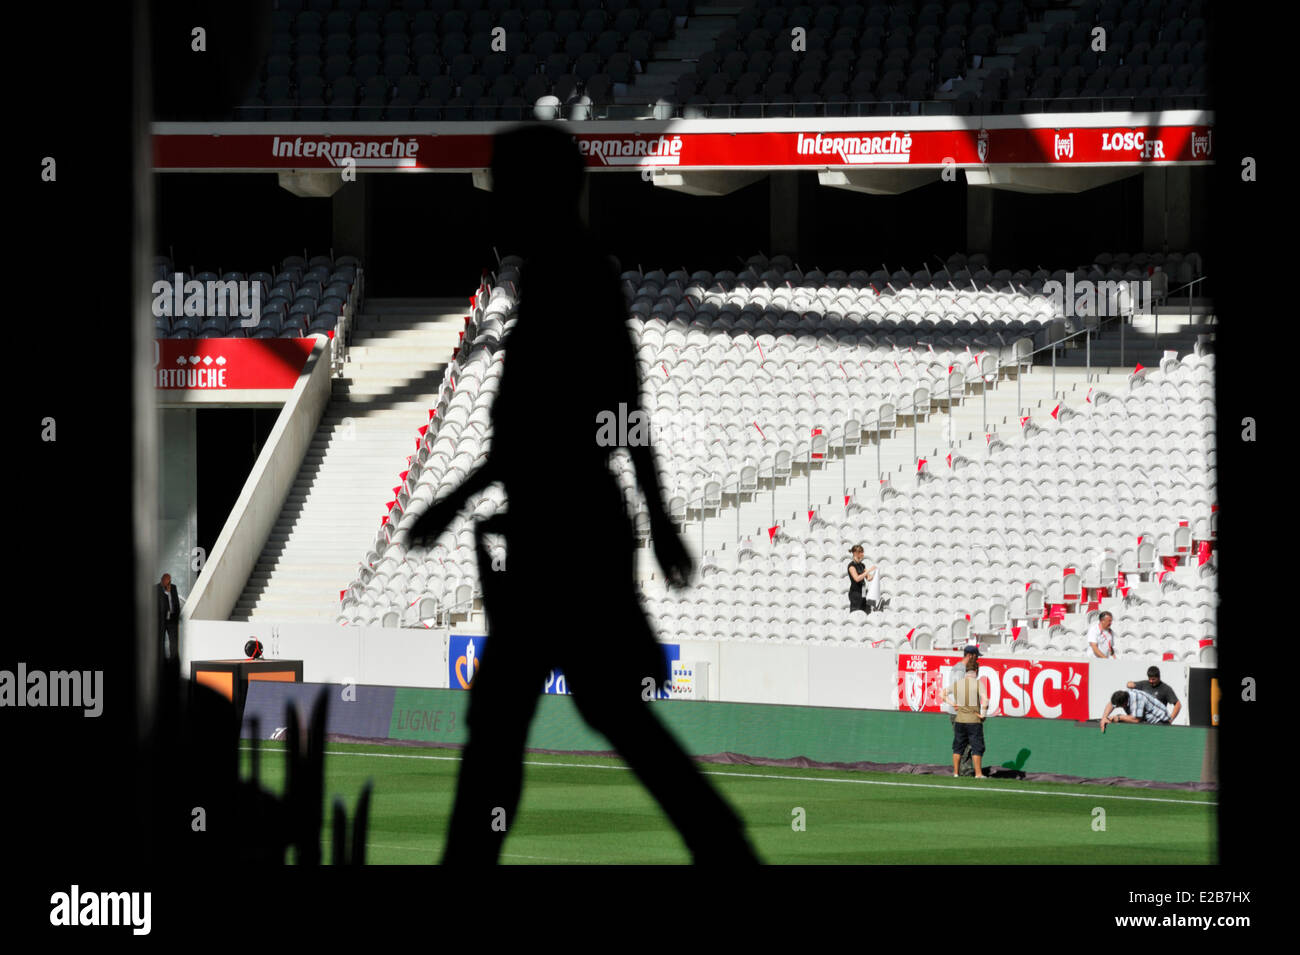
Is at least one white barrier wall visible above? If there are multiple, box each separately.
[191,618,1194,723]
[1086,656,1189,725]
[181,338,332,623]
[680,640,898,709]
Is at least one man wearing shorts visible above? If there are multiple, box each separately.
[944,656,989,778]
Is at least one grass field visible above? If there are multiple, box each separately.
[240,742,1216,864]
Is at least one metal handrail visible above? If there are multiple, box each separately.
[417,592,480,629]
[642,348,1017,561]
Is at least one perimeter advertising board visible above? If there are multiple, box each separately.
[897,652,1090,720]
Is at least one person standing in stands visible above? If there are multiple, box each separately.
[847,545,877,613]
[409,123,758,865]
[943,656,989,778]
[1086,610,1117,659]
[158,573,180,661]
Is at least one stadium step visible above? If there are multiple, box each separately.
[231,296,465,622]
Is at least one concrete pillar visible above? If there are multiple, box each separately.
[578,172,591,229]
[157,408,198,600]
[1143,166,1192,252]
[1164,165,1191,251]
[1143,167,1166,251]
[331,175,370,263]
[769,171,802,257]
[966,183,994,254]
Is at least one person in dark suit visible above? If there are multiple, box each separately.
[410,123,759,865]
[158,573,180,661]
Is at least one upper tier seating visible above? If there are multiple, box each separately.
[152,253,363,339]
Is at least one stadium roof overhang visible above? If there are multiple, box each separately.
[153,110,1212,196]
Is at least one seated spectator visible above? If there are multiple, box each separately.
[1126,666,1181,723]
[1100,689,1171,732]
[1086,610,1117,659]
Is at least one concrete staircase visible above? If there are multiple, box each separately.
[616,7,740,109]
[231,298,466,622]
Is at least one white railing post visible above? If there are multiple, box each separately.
[1120,307,1125,367]
[1017,355,1022,418]
[699,489,705,558]
[1051,335,1056,398]
[806,443,811,517]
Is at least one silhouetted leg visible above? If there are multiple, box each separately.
[565,629,760,864]
[442,530,548,864]
[441,633,548,864]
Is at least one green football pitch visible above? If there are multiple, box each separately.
[239,742,1216,864]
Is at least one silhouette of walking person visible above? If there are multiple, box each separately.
[408,124,759,864]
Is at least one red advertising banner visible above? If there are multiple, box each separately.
[897,652,1089,720]
[154,338,315,391]
[153,118,1213,172]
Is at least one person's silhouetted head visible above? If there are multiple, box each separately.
[161,573,171,590]
[490,123,585,253]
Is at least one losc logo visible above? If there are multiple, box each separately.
[1101,130,1144,151]
[1191,129,1212,159]
[987,663,1087,718]
[1054,132,1074,160]
[896,655,1089,719]
[904,671,926,712]
[976,129,989,163]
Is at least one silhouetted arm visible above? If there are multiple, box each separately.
[629,438,695,588]
[408,459,497,543]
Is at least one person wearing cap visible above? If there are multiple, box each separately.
[944,645,981,775]
[943,656,989,777]
[1125,666,1181,723]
